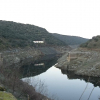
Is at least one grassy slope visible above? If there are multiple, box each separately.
[0,91,17,100]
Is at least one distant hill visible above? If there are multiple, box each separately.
[80,35,100,48]
[52,33,89,45]
[0,20,67,50]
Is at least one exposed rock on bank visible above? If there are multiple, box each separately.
[0,47,42,67]
[56,48,100,77]
[0,46,69,67]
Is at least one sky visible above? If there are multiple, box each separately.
[0,0,100,39]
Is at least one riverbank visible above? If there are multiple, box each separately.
[0,47,51,100]
[56,48,100,77]
[0,61,51,100]
[0,46,70,67]
[0,72,51,100]
[1,46,68,100]
[0,47,42,67]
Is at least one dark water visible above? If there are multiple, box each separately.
[22,57,100,100]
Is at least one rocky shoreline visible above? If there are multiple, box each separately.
[0,46,70,100]
[0,47,53,100]
[0,46,69,67]
[56,48,100,77]
[0,47,42,67]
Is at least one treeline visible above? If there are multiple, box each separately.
[80,35,100,48]
[52,33,89,45]
[0,20,67,50]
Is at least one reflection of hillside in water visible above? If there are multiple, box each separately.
[61,70,100,87]
[20,55,58,78]
[38,54,57,61]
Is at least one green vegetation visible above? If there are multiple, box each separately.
[80,35,100,48]
[0,91,17,100]
[0,20,67,50]
[52,33,89,45]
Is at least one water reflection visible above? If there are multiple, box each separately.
[23,66,100,100]
[20,56,58,77]
[61,70,100,87]
[34,63,44,66]
[22,56,100,100]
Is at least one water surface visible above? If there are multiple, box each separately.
[22,59,100,100]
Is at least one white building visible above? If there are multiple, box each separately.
[33,41,44,44]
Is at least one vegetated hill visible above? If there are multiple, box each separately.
[0,20,67,50]
[52,33,89,45]
[80,35,100,48]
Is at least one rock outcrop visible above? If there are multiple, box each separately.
[0,46,68,67]
[0,47,41,67]
[56,48,100,77]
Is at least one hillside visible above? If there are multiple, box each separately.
[52,33,89,45]
[80,35,100,48]
[0,20,67,50]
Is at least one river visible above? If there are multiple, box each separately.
[22,57,100,100]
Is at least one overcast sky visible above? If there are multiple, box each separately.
[0,0,100,39]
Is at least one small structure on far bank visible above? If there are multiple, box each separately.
[33,38,46,47]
